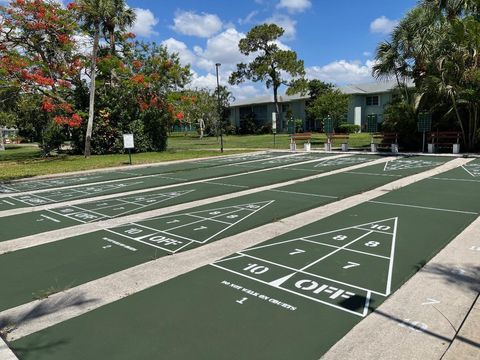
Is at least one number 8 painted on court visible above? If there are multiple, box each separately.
[333,235,348,241]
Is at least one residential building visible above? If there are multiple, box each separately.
[228,80,413,132]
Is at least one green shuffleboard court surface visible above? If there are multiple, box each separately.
[0,152,294,194]
[0,152,332,211]
[0,154,383,241]
[0,157,450,313]
[9,158,480,360]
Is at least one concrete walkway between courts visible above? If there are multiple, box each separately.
[0,337,18,360]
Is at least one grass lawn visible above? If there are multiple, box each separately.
[0,133,372,181]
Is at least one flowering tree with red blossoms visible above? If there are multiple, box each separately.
[0,0,84,152]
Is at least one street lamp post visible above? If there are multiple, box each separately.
[215,63,223,153]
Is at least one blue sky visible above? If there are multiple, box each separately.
[4,0,419,99]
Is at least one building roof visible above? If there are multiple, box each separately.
[231,92,309,107]
[231,79,415,107]
[340,79,415,95]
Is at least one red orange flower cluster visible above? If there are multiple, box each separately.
[54,113,82,128]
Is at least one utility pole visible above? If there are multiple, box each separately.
[215,63,223,153]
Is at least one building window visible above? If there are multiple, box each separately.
[366,96,379,106]
[282,104,290,113]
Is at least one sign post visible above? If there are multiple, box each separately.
[417,112,432,153]
[123,134,134,165]
[272,112,277,148]
[323,116,334,151]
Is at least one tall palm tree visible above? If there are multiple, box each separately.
[77,0,135,157]
[103,0,136,55]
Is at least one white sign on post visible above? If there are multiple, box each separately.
[123,134,134,149]
[272,112,277,133]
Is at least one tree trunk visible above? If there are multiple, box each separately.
[0,127,5,151]
[451,93,467,150]
[84,24,99,158]
[273,85,280,131]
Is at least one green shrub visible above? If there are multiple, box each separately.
[337,123,360,134]
[39,120,64,156]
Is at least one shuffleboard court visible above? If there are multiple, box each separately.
[0,152,335,211]
[0,155,384,240]
[0,152,291,194]
[0,156,448,313]
[8,157,478,360]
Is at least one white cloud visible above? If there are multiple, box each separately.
[238,10,259,25]
[306,60,376,85]
[230,84,266,101]
[161,38,196,66]
[370,16,398,34]
[188,71,218,91]
[363,51,372,57]
[194,28,248,72]
[277,0,311,13]
[172,10,223,38]
[131,8,159,37]
[264,14,297,39]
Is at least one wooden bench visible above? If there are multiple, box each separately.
[290,132,312,151]
[327,134,349,151]
[427,131,461,153]
[371,132,399,153]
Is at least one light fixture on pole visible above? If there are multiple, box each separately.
[215,63,223,153]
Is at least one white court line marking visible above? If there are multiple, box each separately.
[237,252,388,296]
[268,189,338,199]
[46,209,95,223]
[26,193,57,203]
[298,238,390,259]
[213,253,245,263]
[299,231,374,271]
[431,177,480,183]
[104,228,174,253]
[39,214,60,223]
[246,218,398,252]
[353,227,393,235]
[368,200,478,215]
[2,200,15,206]
[134,207,244,234]
[13,197,45,207]
[0,185,17,192]
[158,176,188,181]
[187,214,233,225]
[161,201,275,244]
[210,263,370,317]
[385,217,398,295]
[462,165,477,177]
[347,171,402,178]
[204,182,248,188]
[362,291,371,317]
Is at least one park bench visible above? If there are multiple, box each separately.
[427,131,461,154]
[371,132,399,153]
[290,132,312,151]
[326,134,349,151]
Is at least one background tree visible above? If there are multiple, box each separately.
[229,23,306,130]
[76,0,136,157]
[306,89,349,131]
[0,0,84,155]
[373,0,480,150]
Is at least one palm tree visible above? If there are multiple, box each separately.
[77,0,135,157]
[103,0,136,55]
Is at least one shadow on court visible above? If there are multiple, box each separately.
[0,293,96,339]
